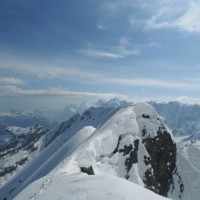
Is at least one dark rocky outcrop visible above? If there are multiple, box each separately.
[112,135,122,154]
[16,157,28,166]
[0,166,17,177]
[112,125,184,198]
[142,126,183,197]
[80,166,94,175]
[119,139,139,180]
[142,114,150,118]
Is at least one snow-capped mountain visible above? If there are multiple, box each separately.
[150,101,200,141]
[0,110,58,130]
[61,101,90,118]
[95,97,133,108]
[0,124,48,187]
[1,103,200,200]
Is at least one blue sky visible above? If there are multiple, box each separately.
[1,0,200,110]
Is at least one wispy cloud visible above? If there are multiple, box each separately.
[97,22,107,30]
[178,2,200,32]
[104,78,200,91]
[103,0,200,33]
[1,54,199,92]
[141,1,200,33]
[0,77,25,85]
[0,85,127,99]
[81,49,125,58]
[0,54,103,81]
[81,37,140,59]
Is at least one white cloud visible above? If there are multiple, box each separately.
[142,1,200,33]
[104,78,200,91]
[177,96,200,104]
[0,55,103,81]
[178,2,200,32]
[0,85,127,99]
[144,0,200,33]
[1,54,200,92]
[97,23,107,30]
[81,49,125,58]
[104,0,200,33]
[0,77,25,85]
[81,37,140,59]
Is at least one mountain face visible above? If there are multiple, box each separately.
[1,103,200,200]
[150,101,200,141]
[0,124,48,187]
[0,111,58,129]
[95,97,133,108]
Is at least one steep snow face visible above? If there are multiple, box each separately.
[14,173,171,200]
[43,106,117,147]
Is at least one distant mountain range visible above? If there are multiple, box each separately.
[0,110,58,130]
[150,101,200,141]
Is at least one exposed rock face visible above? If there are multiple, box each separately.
[142,126,177,197]
[80,166,94,175]
[110,113,184,198]
[119,139,139,179]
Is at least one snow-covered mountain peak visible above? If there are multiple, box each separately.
[55,103,179,197]
[95,97,132,108]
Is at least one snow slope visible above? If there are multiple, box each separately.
[14,173,170,200]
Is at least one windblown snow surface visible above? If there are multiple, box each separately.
[15,173,170,200]
[1,103,200,200]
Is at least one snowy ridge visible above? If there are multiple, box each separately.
[1,103,200,200]
[0,106,118,200]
